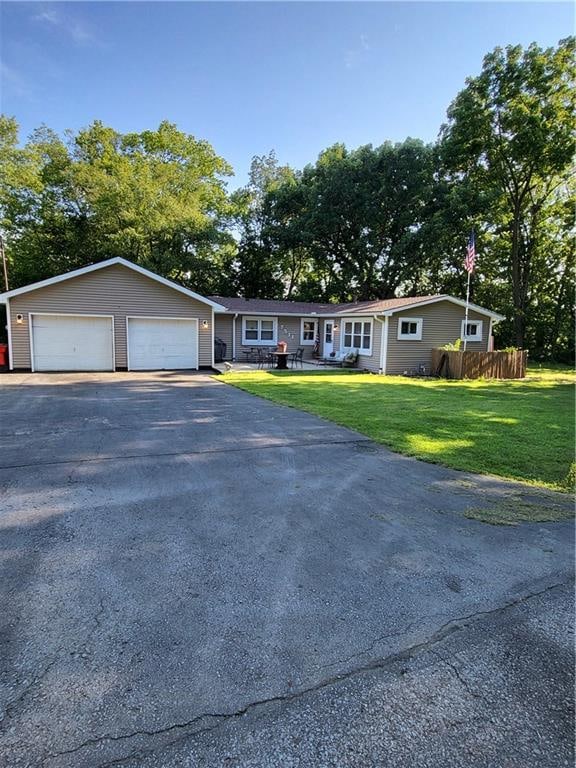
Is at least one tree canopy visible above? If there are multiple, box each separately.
[1,37,574,359]
[0,118,235,294]
[439,37,575,350]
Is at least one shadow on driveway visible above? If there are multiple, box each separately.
[0,372,573,767]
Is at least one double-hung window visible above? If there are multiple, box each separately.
[397,317,423,341]
[461,320,483,342]
[300,318,318,345]
[242,317,277,345]
[342,319,372,354]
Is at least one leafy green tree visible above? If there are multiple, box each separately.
[439,37,576,348]
[261,140,436,303]
[262,172,314,299]
[0,119,235,294]
[231,151,295,298]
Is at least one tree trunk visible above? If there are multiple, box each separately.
[550,252,574,358]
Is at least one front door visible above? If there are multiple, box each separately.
[324,321,334,356]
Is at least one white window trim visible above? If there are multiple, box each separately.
[300,317,318,346]
[241,316,278,346]
[341,318,373,356]
[461,319,483,342]
[397,317,423,341]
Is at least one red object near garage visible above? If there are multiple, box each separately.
[0,343,8,367]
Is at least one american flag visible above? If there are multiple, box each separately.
[465,231,476,274]
[313,332,320,356]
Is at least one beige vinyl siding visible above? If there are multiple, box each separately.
[214,314,234,359]
[235,315,318,359]
[231,314,383,371]
[385,301,488,375]
[364,318,383,373]
[9,264,213,369]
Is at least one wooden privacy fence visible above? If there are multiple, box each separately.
[431,349,528,380]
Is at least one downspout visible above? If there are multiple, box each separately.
[232,313,238,361]
[488,316,501,352]
[5,297,13,370]
[374,315,389,375]
[210,308,215,369]
[487,317,494,351]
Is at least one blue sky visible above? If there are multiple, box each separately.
[1,2,573,188]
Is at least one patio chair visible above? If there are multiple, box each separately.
[290,347,305,368]
[342,350,359,368]
[257,348,270,369]
[322,351,348,367]
[257,348,275,369]
[322,350,358,367]
[242,348,258,363]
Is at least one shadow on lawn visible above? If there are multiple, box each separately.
[225,370,574,490]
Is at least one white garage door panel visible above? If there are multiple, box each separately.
[32,315,114,371]
[128,318,198,370]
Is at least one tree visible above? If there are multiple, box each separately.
[231,151,295,298]
[261,140,436,303]
[0,119,235,295]
[439,37,576,347]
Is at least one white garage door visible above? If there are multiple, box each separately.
[127,317,198,370]
[31,314,114,372]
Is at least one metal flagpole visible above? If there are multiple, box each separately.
[463,268,471,353]
[0,235,8,292]
[463,229,475,353]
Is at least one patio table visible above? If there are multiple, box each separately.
[271,352,290,370]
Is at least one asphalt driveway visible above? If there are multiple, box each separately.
[0,372,573,768]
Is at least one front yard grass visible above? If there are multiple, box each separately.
[221,363,575,492]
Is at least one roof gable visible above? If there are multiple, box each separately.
[0,257,226,311]
[380,295,505,320]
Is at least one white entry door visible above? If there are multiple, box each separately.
[31,314,114,372]
[324,321,334,356]
[127,317,198,370]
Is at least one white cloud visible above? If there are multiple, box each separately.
[33,10,59,25]
[344,34,371,70]
[1,60,27,89]
[32,6,95,45]
[0,60,37,102]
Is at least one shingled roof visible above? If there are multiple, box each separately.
[209,294,444,316]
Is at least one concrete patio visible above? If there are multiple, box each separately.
[213,359,321,373]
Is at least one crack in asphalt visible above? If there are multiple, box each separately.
[37,578,572,768]
[317,619,420,671]
[430,650,493,706]
[1,598,109,729]
[0,437,372,472]
[75,598,108,658]
[0,653,62,728]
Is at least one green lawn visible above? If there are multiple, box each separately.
[221,363,575,491]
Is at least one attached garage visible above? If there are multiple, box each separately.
[31,314,114,372]
[1,258,225,372]
[127,317,198,371]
